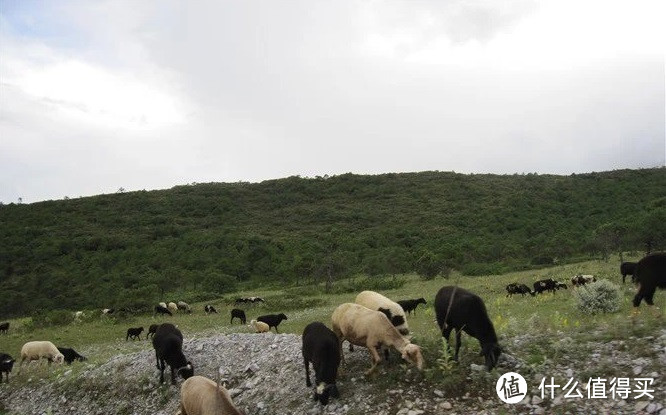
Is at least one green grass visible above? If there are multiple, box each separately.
[2,253,663,395]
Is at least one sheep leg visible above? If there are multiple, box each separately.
[454,329,462,361]
[365,346,382,376]
[304,358,312,387]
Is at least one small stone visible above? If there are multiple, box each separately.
[534,407,545,415]
[434,390,444,398]
[635,401,649,412]
[440,402,452,410]
[397,409,409,415]
[470,364,485,372]
[647,403,657,413]
[531,396,543,405]
[565,368,573,378]
[633,366,643,375]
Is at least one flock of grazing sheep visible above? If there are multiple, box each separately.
[0,252,664,414]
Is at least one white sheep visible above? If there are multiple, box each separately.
[159,302,167,309]
[249,319,270,333]
[177,301,192,314]
[19,341,65,371]
[168,302,179,314]
[331,303,423,376]
[177,375,244,415]
[355,290,410,335]
[73,311,85,320]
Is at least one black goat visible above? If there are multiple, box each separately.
[146,324,159,340]
[571,275,596,287]
[126,327,144,341]
[0,353,15,383]
[257,313,288,333]
[397,298,427,315]
[152,323,194,384]
[632,253,666,309]
[154,305,173,316]
[302,322,341,405]
[204,305,218,314]
[230,309,247,325]
[435,286,502,371]
[505,283,534,297]
[57,347,87,365]
[621,261,637,284]
[0,322,8,334]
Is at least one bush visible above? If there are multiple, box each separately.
[29,309,75,328]
[573,279,621,314]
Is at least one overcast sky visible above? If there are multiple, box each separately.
[1,0,664,204]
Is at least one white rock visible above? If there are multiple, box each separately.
[440,402,453,410]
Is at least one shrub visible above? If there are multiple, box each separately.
[573,279,621,314]
[29,309,75,328]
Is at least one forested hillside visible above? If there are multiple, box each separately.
[1,168,665,317]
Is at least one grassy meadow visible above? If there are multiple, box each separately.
[1,254,663,398]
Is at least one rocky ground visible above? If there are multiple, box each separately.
[1,329,664,415]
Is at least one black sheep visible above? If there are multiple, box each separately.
[152,323,194,384]
[505,283,534,297]
[632,253,666,310]
[204,305,218,314]
[0,322,8,334]
[435,286,502,371]
[230,309,247,325]
[397,298,427,315]
[533,278,559,294]
[126,327,144,341]
[621,261,637,284]
[57,347,87,365]
[0,353,15,383]
[146,324,159,340]
[154,305,173,316]
[302,322,341,405]
[257,313,288,333]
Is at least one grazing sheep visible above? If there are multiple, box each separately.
[178,375,244,415]
[152,323,194,384]
[397,298,427,315]
[249,296,265,303]
[234,298,249,305]
[147,324,159,340]
[257,313,288,333]
[302,322,341,405]
[126,327,144,341]
[435,286,502,371]
[331,303,423,376]
[159,302,168,309]
[356,291,409,336]
[230,309,247,325]
[533,278,562,294]
[204,305,218,314]
[73,311,85,321]
[505,283,534,297]
[0,353,15,383]
[0,322,9,334]
[250,320,270,333]
[556,282,568,290]
[571,274,596,287]
[56,347,87,365]
[167,302,179,314]
[102,308,115,315]
[155,304,173,316]
[19,341,65,371]
[632,253,666,313]
[177,301,192,314]
[621,261,637,284]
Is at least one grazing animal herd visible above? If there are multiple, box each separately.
[0,252,663,411]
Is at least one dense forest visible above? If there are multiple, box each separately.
[1,168,665,317]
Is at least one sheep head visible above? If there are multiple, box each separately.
[54,353,65,364]
[315,382,338,405]
[178,362,194,380]
[401,343,423,370]
[480,343,502,371]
